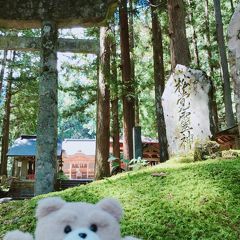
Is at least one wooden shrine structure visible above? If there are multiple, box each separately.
[215,125,240,150]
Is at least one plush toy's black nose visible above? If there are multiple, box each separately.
[79,233,87,239]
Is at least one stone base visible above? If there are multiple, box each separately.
[8,180,34,199]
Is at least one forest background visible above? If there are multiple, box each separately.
[0,0,238,176]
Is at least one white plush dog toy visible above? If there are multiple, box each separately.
[4,197,139,240]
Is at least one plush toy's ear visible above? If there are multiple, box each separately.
[97,198,123,222]
[36,197,65,219]
[3,230,34,240]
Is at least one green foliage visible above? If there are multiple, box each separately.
[10,73,39,140]
[221,149,240,159]
[0,48,40,143]
[169,154,195,164]
[57,171,69,180]
[1,159,240,239]
[129,157,148,170]
[58,47,98,139]
[0,175,10,192]
[1,0,235,142]
[185,0,237,128]
[193,141,221,161]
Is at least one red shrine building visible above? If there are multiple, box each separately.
[7,135,160,181]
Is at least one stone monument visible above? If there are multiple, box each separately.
[228,3,240,136]
[162,65,214,156]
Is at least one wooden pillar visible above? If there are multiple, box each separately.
[35,20,58,195]
[133,126,142,159]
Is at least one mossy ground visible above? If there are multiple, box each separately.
[1,158,240,239]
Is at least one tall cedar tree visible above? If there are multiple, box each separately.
[230,0,234,13]
[213,0,235,128]
[0,51,15,176]
[95,26,111,180]
[187,0,200,68]
[150,0,169,162]
[119,0,135,161]
[167,0,191,69]
[129,0,139,126]
[110,25,121,160]
[0,50,8,93]
[204,0,219,132]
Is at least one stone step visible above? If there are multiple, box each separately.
[56,179,93,190]
[8,180,34,200]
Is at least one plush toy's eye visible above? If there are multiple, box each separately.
[89,224,98,232]
[64,225,72,234]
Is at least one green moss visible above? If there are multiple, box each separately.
[1,158,240,239]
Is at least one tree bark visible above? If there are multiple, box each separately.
[119,0,135,161]
[129,0,139,126]
[230,0,234,14]
[0,50,8,94]
[0,51,15,176]
[110,26,120,160]
[204,0,214,74]
[213,0,235,128]
[35,20,58,195]
[167,0,191,69]
[150,0,169,162]
[192,27,200,68]
[187,0,200,68]
[111,99,120,159]
[95,26,111,180]
[204,0,219,132]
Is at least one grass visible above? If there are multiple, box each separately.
[1,158,240,239]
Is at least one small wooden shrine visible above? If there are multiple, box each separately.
[8,135,62,180]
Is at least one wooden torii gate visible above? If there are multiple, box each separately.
[0,0,117,195]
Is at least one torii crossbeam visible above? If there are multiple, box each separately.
[0,36,99,54]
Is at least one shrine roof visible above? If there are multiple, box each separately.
[7,135,62,157]
[62,139,96,156]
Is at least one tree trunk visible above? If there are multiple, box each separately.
[129,0,139,126]
[0,50,8,94]
[0,51,15,176]
[111,99,120,159]
[110,26,120,160]
[204,0,219,132]
[95,26,111,180]
[230,0,234,14]
[167,0,191,69]
[119,0,135,161]
[192,28,200,68]
[35,20,58,195]
[135,97,140,126]
[204,0,213,74]
[213,0,235,128]
[187,0,200,68]
[150,0,169,162]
